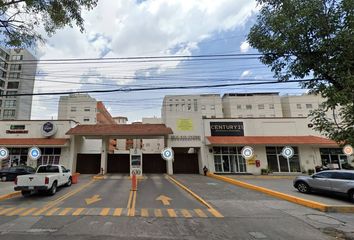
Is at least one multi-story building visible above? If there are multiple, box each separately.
[0,47,37,120]
[222,92,283,118]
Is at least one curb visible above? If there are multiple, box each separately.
[167,175,214,209]
[0,191,21,201]
[93,175,104,180]
[208,173,354,213]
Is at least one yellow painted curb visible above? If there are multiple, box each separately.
[167,175,214,209]
[208,173,354,213]
[0,191,21,201]
[93,175,104,180]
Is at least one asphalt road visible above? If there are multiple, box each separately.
[0,174,353,239]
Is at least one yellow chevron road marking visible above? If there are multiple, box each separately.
[6,207,26,216]
[58,208,72,216]
[46,208,60,216]
[72,208,85,216]
[20,208,37,216]
[181,209,192,218]
[167,209,177,218]
[33,207,50,216]
[113,208,122,216]
[194,209,207,218]
[208,208,223,218]
[154,209,163,217]
[0,207,16,215]
[141,208,148,217]
[100,208,110,216]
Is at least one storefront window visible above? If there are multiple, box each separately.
[37,148,61,166]
[266,146,301,172]
[1,147,29,168]
[320,148,348,169]
[213,146,246,173]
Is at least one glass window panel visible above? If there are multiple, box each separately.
[279,156,289,172]
[266,147,276,154]
[267,155,278,172]
[44,148,53,155]
[54,156,60,165]
[222,155,230,172]
[221,147,229,154]
[213,147,221,154]
[53,148,61,155]
[229,147,237,154]
[289,156,301,172]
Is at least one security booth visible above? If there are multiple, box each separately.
[66,124,173,175]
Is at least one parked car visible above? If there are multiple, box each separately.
[293,170,354,202]
[0,166,36,182]
[15,164,72,197]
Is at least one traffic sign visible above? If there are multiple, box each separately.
[28,147,41,160]
[241,146,254,160]
[0,147,9,160]
[161,148,174,161]
[343,145,353,156]
[281,146,294,159]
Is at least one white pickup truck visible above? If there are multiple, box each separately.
[15,165,72,197]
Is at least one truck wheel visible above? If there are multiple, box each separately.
[48,181,57,196]
[65,177,72,187]
[21,190,31,197]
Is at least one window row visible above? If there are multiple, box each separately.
[236,104,275,110]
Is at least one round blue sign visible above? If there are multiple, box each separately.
[161,148,174,161]
[0,147,9,160]
[28,147,41,160]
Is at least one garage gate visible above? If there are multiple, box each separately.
[142,154,166,173]
[76,154,100,174]
[173,152,199,174]
[107,154,130,173]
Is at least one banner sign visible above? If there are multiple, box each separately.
[210,122,244,136]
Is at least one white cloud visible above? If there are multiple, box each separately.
[241,70,252,78]
[31,0,258,119]
[240,41,250,53]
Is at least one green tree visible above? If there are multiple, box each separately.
[247,0,354,146]
[0,0,98,47]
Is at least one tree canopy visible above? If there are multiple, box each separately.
[0,0,98,47]
[248,0,354,146]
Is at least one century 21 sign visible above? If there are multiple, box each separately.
[210,122,244,136]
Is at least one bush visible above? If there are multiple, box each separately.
[307,169,315,175]
[261,168,270,175]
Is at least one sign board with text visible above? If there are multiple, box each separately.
[210,122,244,136]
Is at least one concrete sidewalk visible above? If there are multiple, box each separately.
[227,175,353,206]
[0,181,17,196]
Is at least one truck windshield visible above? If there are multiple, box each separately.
[37,166,59,173]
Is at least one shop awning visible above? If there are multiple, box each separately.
[66,124,173,137]
[206,136,338,146]
[0,138,69,146]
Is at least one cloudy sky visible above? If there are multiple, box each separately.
[31,0,306,122]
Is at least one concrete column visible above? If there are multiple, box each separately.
[167,159,173,175]
[69,136,78,172]
[100,137,108,175]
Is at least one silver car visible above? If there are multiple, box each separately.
[293,170,354,202]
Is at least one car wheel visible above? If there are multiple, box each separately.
[296,182,311,193]
[65,177,72,187]
[348,190,354,203]
[1,176,6,182]
[21,190,31,197]
[48,181,57,196]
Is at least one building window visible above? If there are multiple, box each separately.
[187,103,192,111]
[266,146,300,172]
[320,148,348,168]
[0,147,28,168]
[3,109,15,118]
[181,104,185,111]
[201,105,206,110]
[9,64,21,71]
[269,104,274,109]
[7,82,19,89]
[210,105,215,110]
[306,104,313,109]
[237,105,242,110]
[84,107,90,112]
[0,80,4,88]
[213,147,247,173]
[0,60,8,69]
[0,100,2,107]
[296,104,302,109]
[70,107,76,112]
[193,99,198,111]
[169,104,172,111]
[37,148,61,167]
[175,104,179,111]
[11,55,23,61]
[6,91,17,98]
[83,118,90,122]
[246,104,252,110]
[258,104,264,110]
[4,100,16,107]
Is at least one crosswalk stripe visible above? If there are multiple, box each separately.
[194,209,207,218]
[72,208,85,216]
[33,207,50,216]
[0,207,16,215]
[6,207,26,216]
[20,208,38,216]
[154,209,163,217]
[141,208,148,217]
[58,208,72,216]
[100,208,110,216]
[167,209,177,218]
[113,208,122,216]
[46,208,60,216]
[181,209,192,218]
[208,208,223,218]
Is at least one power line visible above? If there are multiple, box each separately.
[0,79,318,97]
